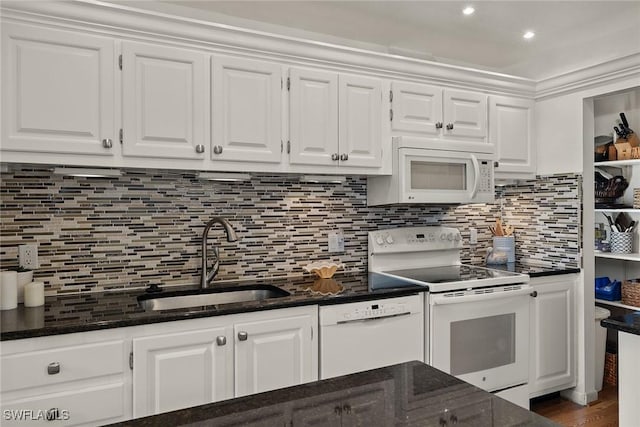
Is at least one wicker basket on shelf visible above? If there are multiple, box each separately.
[622,280,640,307]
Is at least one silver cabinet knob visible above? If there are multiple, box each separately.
[102,139,113,149]
[530,291,538,298]
[446,123,454,130]
[195,144,205,154]
[435,122,443,129]
[213,145,223,155]
[237,331,248,341]
[340,153,349,161]
[331,153,339,161]
[216,336,227,346]
[47,362,60,375]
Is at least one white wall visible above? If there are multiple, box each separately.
[536,75,640,176]
[535,75,640,406]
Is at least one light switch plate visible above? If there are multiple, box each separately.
[328,232,345,253]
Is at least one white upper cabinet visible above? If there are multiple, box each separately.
[390,81,442,135]
[490,96,536,179]
[443,89,487,140]
[390,82,491,153]
[289,68,339,166]
[1,23,116,156]
[122,41,208,160]
[288,68,382,170]
[212,55,282,163]
[339,74,383,168]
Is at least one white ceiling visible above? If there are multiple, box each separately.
[114,1,640,80]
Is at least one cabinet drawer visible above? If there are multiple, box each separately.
[1,382,126,426]
[1,341,125,392]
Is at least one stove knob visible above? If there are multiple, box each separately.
[454,234,461,241]
[447,233,454,241]
[375,236,384,245]
[440,234,447,241]
[428,233,435,241]
[385,235,394,244]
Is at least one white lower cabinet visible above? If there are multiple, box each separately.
[132,305,318,418]
[0,330,130,427]
[234,308,317,397]
[132,323,234,417]
[529,274,577,398]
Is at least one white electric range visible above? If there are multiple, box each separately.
[368,226,533,409]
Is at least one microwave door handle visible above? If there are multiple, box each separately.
[470,154,480,199]
[431,286,533,305]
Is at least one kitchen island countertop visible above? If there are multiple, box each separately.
[601,311,640,336]
[0,272,425,341]
[107,360,559,427]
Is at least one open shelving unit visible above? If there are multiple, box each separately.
[592,88,640,313]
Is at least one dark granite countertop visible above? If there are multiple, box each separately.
[601,311,640,336]
[480,262,581,278]
[107,361,558,427]
[0,272,425,341]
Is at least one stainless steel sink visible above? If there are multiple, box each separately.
[138,285,290,311]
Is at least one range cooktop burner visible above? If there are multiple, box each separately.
[383,265,521,284]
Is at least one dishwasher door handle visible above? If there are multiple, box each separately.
[336,311,412,325]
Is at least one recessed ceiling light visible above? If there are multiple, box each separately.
[523,31,535,40]
[462,6,475,15]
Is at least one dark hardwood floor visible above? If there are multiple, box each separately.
[530,385,619,427]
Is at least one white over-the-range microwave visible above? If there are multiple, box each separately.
[367,136,495,205]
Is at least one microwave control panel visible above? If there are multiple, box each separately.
[477,160,493,194]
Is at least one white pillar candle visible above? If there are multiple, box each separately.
[24,281,45,307]
[0,271,18,310]
[16,270,33,304]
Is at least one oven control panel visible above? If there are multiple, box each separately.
[369,226,462,254]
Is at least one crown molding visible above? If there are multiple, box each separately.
[2,1,637,100]
[0,0,536,97]
[535,53,640,100]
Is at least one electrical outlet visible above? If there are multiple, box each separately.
[19,244,39,269]
[469,228,478,244]
[328,232,345,253]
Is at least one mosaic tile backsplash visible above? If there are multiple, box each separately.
[0,167,581,295]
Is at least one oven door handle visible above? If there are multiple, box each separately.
[431,287,534,305]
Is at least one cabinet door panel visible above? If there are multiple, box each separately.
[235,313,314,397]
[391,81,442,135]
[212,56,282,163]
[289,68,339,166]
[529,279,575,396]
[133,327,232,418]
[122,42,207,159]
[339,74,383,168]
[443,90,487,141]
[490,96,535,176]
[1,23,115,155]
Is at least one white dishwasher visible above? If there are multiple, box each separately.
[319,294,424,379]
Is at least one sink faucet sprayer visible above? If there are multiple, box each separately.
[201,217,238,288]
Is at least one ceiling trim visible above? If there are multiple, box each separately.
[2,1,636,100]
[0,0,536,97]
[535,53,640,100]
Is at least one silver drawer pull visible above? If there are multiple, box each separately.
[336,311,411,325]
[47,362,60,375]
[237,331,248,341]
[102,138,113,149]
[195,144,205,154]
[213,145,223,155]
[216,336,227,346]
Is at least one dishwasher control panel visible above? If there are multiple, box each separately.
[319,294,423,325]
